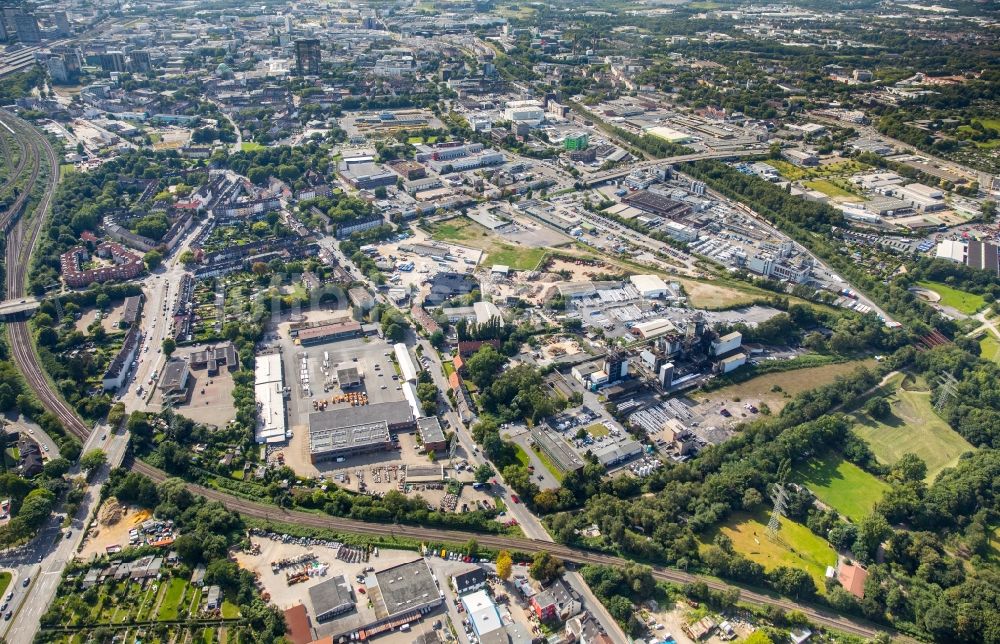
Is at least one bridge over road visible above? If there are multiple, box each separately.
[0,296,40,319]
[579,149,759,187]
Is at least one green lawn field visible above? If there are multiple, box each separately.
[917,281,987,314]
[704,510,836,592]
[240,141,265,152]
[0,572,10,600]
[851,375,974,481]
[156,577,189,621]
[794,454,890,522]
[803,179,863,201]
[429,217,547,270]
[221,600,240,619]
[485,245,547,271]
[979,333,1000,365]
[586,422,609,438]
[429,217,488,242]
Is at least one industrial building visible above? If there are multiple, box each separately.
[530,427,584,474]
[336,366,362,388]
[296,320,362,345]
[718,353,747,374]
[623,190,692,220]
[368,559,443,622]
[307,401,415,463]
[632,318,678,340]
[463,589,505,640]
[935,239,999,276]
[628,274,668,298]
[503,100,545,126]
[710,331,742,357]
[590,438,644,469]
[416,416,447,452]
[309,575,356,622]
[159,360,191,404]
[473,301,504,326]
[394,343,418,381]
[255,352,288,444]
[309,419,393,464]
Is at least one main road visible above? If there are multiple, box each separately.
[1,113,899,642]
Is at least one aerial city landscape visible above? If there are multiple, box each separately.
[0,0,997,642]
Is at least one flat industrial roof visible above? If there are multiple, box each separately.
[255,352,283,386]
[371,559,441,620]
[417,416,446,445]
[297,320,361,342]
[160,360,189,390]
[255,381,287,444]
[309,420,390,455]
[310,401,414,433]
[308,575,355,620]
[530,427,584,473]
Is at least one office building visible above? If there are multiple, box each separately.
[99,51,127,74]
[53,11,70,35]
[47,56,69,84]
[13,13,40,43]
[564,132,588,151]
[294,38,321,75]
[130,50,152,73]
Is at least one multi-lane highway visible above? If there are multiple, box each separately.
[0,112,899,642]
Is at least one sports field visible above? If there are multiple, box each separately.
[916,281,987,315]
[794,454,890,522]
[705,510,836,591]
[851,374,974,481]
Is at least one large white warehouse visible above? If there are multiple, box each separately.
[394,342,418,382]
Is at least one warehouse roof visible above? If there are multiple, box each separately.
[308,575,355,621]
[309,420,390,455]
[371,559,441,619]
[417,416,446,446]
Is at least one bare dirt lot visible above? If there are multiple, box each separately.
[80,500,152,560]
[540,257,613,281]
[676,278,758,309]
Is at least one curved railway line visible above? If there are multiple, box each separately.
[0,114,30,198]
[0,115,38,235]
[0,111,899,642]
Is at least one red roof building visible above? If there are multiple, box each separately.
[837,560,868,599]
[285,604,313,644]
[60,241,144,288]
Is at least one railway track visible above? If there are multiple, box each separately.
[0,111,898,641]
[128,462,893,640]
[0,116,42,236]
[0,112,30,198]
[1,111,90,442]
